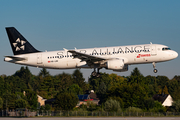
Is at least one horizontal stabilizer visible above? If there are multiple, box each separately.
[5,56,27,61]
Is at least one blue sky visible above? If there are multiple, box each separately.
[0,0,180,80]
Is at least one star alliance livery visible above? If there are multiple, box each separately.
[4,27,178,77]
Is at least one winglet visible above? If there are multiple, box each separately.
[63,48,68,51]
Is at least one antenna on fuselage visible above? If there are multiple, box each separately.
[150,42,152,44]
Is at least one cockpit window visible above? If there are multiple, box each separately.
[162,47,171,51]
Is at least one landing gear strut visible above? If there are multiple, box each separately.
[152,62,158,73]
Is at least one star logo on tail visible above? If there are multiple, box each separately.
[13,38,26,51]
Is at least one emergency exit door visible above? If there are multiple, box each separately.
[37,54,42,64]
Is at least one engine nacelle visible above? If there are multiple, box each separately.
[106,59,124,70]
[113,64,128,72]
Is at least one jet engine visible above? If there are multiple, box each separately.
[106,59,124,70]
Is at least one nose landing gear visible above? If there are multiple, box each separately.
[152,62,158,73]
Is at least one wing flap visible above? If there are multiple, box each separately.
[68,50,106,63]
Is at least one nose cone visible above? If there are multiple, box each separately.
[174,51,178,58]
[171,51,178,59]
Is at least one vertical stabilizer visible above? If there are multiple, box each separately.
[6,27,40,55]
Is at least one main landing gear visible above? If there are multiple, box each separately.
[91,68,101,77]
[152,62,158,73]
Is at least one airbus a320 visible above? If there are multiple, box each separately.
[4,27,178,77]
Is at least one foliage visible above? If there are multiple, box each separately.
[3,92,16,109]
[107,96,124,109]
[88,73,111,92]
[15,99,28,108]
[96,82,107,104]
[45,104,51,110]
[125,107,143,113]
[1,66,180,112]
[72,69,87,91]
[104,99,121,112]
[38,68,50,78]
[25,89,38,110]
[149,101,165,112]
[171,100,180,112]
[0,97,3,109]
[107,83,148,108]
[54,92,78,110]
[87,101,97,111]
[68,84,83,95]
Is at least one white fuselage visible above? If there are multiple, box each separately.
[4,44,178,71]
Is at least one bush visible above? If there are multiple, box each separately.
[104,99,121,112]
[15,99,28,108]
[54,92,78,110]
[171,100,180,112]
[148,101,165,112]
[125,107,143,113]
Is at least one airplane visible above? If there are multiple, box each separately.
[4,27,178,77]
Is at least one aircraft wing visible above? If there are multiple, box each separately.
[68,50,107,63]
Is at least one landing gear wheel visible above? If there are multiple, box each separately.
[96,73,101,77]
[152,62,158,73]
[153,69,158,73]
[91,71,97,77]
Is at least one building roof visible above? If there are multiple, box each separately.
[78,94,90,100]
[78,92,99,101]
[153,94,170,104]
[45,98,55,103]
[89,92,99,100]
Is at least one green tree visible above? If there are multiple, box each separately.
[130,67,143,77]
[109,73,126,86]
[14,66,32,86]
[107,96,124,109]
[45,104,51,110]
[0,76,5,96]
[125,107,143,113]
[143,98,155,111]
[166,76,180,100]
[163,85,169,94]
[25,89,38,110]
[88,73,111,92]
[72,69,87,91]
[38,68,50,78]
[156,76,169,88]
[54,92,78,110]
[0,97,3,109]
[68,84,83,95]
[15,99,28,108]
[96,82,107,104]
[3,92,16,109]
[128,67,144,84]
[107,83,148,108]
[171,100,180,112]
[54,73,74,92]
[149,101,165,112]
[104,99,121,112]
